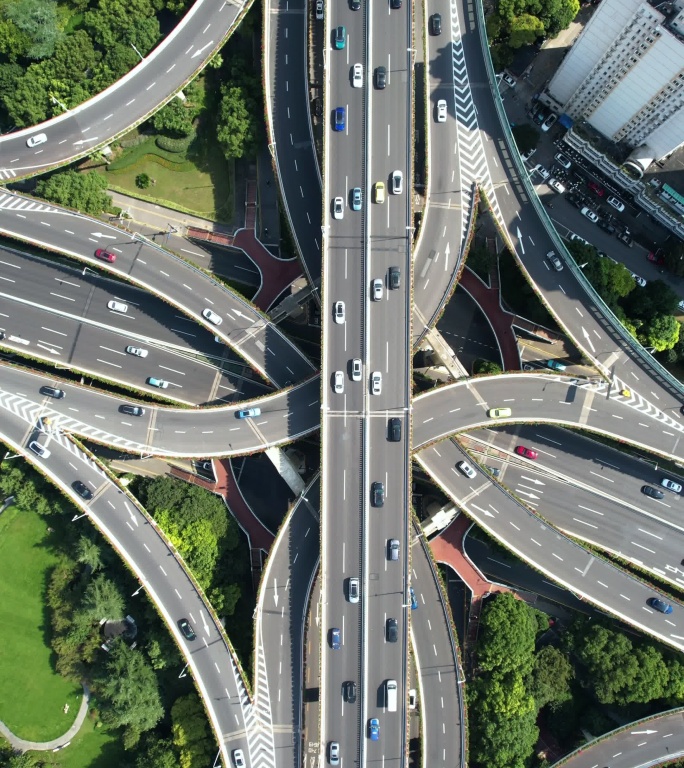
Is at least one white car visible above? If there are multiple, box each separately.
[26,133,47,148]
[501,73,516,88]
[607,195,625,212]
[541,113,557,132]
[408,689,417,709]
[391,170,403,195]
[554,152,571,169]
[548,178,566,194]
[232,749,246,768]
[315,0,323,19]
[107,300,128,313]
[456,460,477,479]
[546,251,563,271]
[436,99,447,122]
[569,233,589,245]
[661,478,683,493]
[371,278,383,301]
[334,300,345,324]
[125,346,148,357]
[533,164,550,181]
[348,577,359,603]
[334,371,344,394]
[352,63,363,88]
[202,308,223,325]
[29,440,51,458]
[520,148,536,162]
[333,197,344,219]
[371,371,382,395]
[581,206,599,223]
[631,273,647,287]
[352,358,362,381]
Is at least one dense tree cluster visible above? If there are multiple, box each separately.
[34,169,112,214]
[0,0,192,128]
[568,242,681,353]
[486,0,580,70]
[470,594,684,768]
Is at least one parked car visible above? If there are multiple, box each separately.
[520,148,536,162]
[617,231,633,247]
[647,249,665,266]
[541,113,557,131]
[569,233,589,245]
[660,478,683,493]
[581,206,599,223]
[545,359,567,371]
[588,180,605,196]
[607,195,625,212]
[532,164,550,181]
[554,152,571,169]
[548,178,566,193]
[502,72,516,88]
[598,220,616,234]
[631,273,647,287]
[315,0,323,18]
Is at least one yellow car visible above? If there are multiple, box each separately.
[487,407,512,418]
[374,182,386,204]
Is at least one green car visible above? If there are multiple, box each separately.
[334,25,346,49]
[545,359,567,371]
[487,407,512,418]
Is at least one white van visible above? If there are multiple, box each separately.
[386,679,397,712]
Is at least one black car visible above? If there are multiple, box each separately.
[642,485,665,500]
[344,680,357,703]
[388,266,401,289]
[388,418,401,442]
[72,480,93,500]
[40,385,65,399]
[390,0,401,7]
[430,12,442,34]
[598,220,616,234]
[120,404,146,417]
[350,0,360,9]
[375,66,386,90]
[386,617,398,642]
[371,481,385,507]
[178,618,196,641]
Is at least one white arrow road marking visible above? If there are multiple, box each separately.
[273,578,279,607]
[516,227,524,254]
[520,475,545,486]
[581,326,595,353]
[444,241,450,271]
[91,232,117,239]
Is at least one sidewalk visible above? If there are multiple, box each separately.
[458,266,521,370]
[0,685,90,753]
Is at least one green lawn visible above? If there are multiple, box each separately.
[0,506,83,741]
[1,718,125,768]
[99,129,235,223]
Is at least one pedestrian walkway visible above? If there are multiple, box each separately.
[0,685,90,753]
[458,267,521,370]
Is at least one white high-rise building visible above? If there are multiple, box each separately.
[547,0,684,169]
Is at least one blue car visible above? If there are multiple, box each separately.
[409,587,418,610]
[369,718,379,741]
[334,107,345,132]
[351,187,362,211]
[648,597,673,614]
[330,627,341,649]
[334,25,346,49]
[235,407,261,419]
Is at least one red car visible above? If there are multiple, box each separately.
[95,248,116,263]
[647,250,665,266]
[515,445,538,460]
[588,181,605,196]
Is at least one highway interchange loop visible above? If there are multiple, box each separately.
[2,0,684,764]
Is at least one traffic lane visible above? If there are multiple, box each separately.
[0,364,320,456]
[477,424,684,530]
[366,416,406,764]
[259,477,321,765]
[322,421,364,765]
[0,411,250,761]
[477,442,684,583]
[410,526,463,768]
[0,202,313,385]
[411,374,684,461]
[558,710,684,768]
[2,0,247,176]
[417,439,684,652]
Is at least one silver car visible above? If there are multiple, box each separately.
[546,251,563,272]
[388,539,400,561]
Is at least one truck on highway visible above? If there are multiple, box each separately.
[386,679,397,712]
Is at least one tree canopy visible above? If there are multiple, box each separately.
[35,170,112,215]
